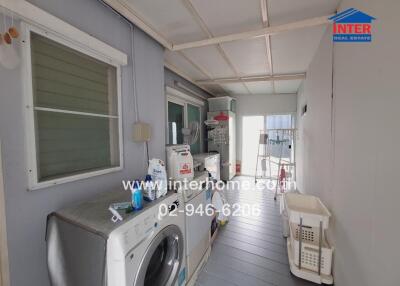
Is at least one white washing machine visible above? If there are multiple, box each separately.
[47,190,186,286]
[107,193,186,286]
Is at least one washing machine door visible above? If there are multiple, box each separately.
[134,224,184,286]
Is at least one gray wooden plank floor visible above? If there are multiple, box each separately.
[195,177,315,286]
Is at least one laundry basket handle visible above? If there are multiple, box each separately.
[318,220,323,275]
[298,217,303,270]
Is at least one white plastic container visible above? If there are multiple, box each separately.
[208,96,236,113]
[284,193,331,229]
[166,145,194,181]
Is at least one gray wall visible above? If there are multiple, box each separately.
[0,0,165,285]
[296,1,400,285]
[234,94,297,163]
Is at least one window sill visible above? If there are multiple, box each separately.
[28,166,123,191]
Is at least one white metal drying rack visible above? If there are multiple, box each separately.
[254,128,297,200]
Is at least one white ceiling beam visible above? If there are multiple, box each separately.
[261,0,272,70]
[103,0,226,96]
[260,0,275,93]
[102,1,227,95]
[196,73,306,84]
[181,0,212,38]
[260,0,269,26]
[101,0,173,50]
[180,0,253,95]
[172,15,333,51]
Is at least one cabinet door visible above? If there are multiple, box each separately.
[186,189,211,253]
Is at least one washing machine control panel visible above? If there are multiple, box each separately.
[108,193,183,258]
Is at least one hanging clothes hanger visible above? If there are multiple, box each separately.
[0,8,20,69]
[2,9,12,44]
[8,11,19,39]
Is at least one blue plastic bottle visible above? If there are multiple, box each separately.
[132,180,143,210]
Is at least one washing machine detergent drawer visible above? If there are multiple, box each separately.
[186,188,212,279]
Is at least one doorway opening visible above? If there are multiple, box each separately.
[241,114,295,177]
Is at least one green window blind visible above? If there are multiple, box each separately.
[30,32,120,182]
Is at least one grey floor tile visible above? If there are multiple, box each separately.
[195,177,316,286]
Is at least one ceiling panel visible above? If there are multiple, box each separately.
[274,79,303,94]
[182,46,236,78]
[122,0,335,98]
[221,38,270,76]
[268,0,340,25]
[127,0,205,43]
[164,51,208,80]
[246,81,274,94]
[219,83,249,95]
[204,84,227,95]
[190,0,263,36]
[271,26,326,74]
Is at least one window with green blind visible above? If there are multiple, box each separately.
[26,29,122,188]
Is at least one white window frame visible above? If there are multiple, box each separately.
[165,86,204,151]
[0,140,10,286]
[21,23,125,191]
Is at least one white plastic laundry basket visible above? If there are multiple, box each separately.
[284,193,331,229]
[283,193,334,284]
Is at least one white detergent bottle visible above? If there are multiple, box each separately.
[143,175,156,201]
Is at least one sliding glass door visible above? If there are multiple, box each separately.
[241,114,295,177]
[241,116,264,176]
[266,114,294,159]
[167,101,184,145]
[187,104,201,154]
